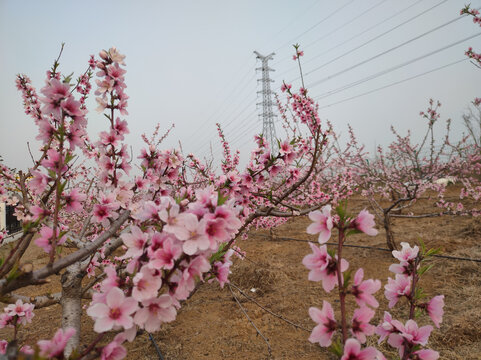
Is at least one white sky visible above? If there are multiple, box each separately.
[1,0,480,171]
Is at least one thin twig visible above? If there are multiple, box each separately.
[26,142,36,165]
[227,283,272,358]
[229,282,311,332]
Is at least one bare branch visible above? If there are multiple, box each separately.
[0,210,130,295]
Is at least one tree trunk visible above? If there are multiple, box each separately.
[60,262,84,357]
[383,211,397,251]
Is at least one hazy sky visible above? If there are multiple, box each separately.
[1,0,480,171]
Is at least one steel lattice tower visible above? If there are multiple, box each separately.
[254,51,278,154]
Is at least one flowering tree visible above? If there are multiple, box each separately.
[0,44,339,358]
[335,99,480,250]
[303,205,444,359]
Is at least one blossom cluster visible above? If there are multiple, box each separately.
[86,186,242,356]
[303,206,382,358]
[378,242,444,359]
[303,205,444,359]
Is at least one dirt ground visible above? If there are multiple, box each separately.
[1,187,480,359]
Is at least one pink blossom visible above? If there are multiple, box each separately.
[34,226,67,253]
[375,312,397,343]
[303,242,329,280]
[354,209,378,236]
[341,338,379,360]
[392,242,419,263]
[412,349,439,360]
[302,243,349,292]
[306,206,333,244]
[61,96,83,117]
[308,301,337,347]
[384,274,411,308]
[30,205,49,220]
[0,313,13,328]
[148,236,182,270]
[37,328,76,358]
[41,149,67,173]
[20,345,34,355]
[213,205,242,231]
[132,267,162,301]
[210,250,234,288]
[173,256,210,300]
[4,299,35,325]
[29,170,49,194]
[92,204,114,225]
[426,295,444,328]
[280,83,292,92]
[100,266,120,293]
[350,306,376,343]
[114,117,129,136]
[64,188,86,213]
[101,340,127,360]
[134,295,177,332]
[0,340,7,354]
[87,287,139,333]
[388,320,433,358]
[351,268,381,308]
[41,78,70,101]
[121,226,148,259]
[173,213,209,255]
[204,217,228,249]
[40,79,70,118]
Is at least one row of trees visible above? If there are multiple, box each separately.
[0,5,479,359]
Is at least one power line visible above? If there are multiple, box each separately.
[306,0,464,89]
[193,97,257,156]
[304,0,389,52]
[317,58,468,110]
[261,0,321,51]
[275,0,426,79]
[183,59,256,146]
[274,0,357,52]
[273,0,390,68]
[314,32,481,101]
[274,0,442,89]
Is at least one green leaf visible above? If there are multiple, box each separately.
[417,264,434,276]
[425,248,441,257]
[343,270,352,288]
[6,263,20,282]
[59,181,68,194]
[328,340,343,357]
[327,248,336,258]
[63,72,74,84]
[345,229,362,237]
[217,190,228,206]
[419,238,426,256]
[414,308,423,319]
[414,287,425,300]
[335,200,348,220]
[209,243,227,263]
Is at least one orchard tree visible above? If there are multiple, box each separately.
[0,45,337,358]
[337,100,477,250]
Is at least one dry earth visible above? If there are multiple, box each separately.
[1,187,480,359]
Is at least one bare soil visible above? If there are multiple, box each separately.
[1,187,480,359]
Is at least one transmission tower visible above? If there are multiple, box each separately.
[254,51,278,154]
